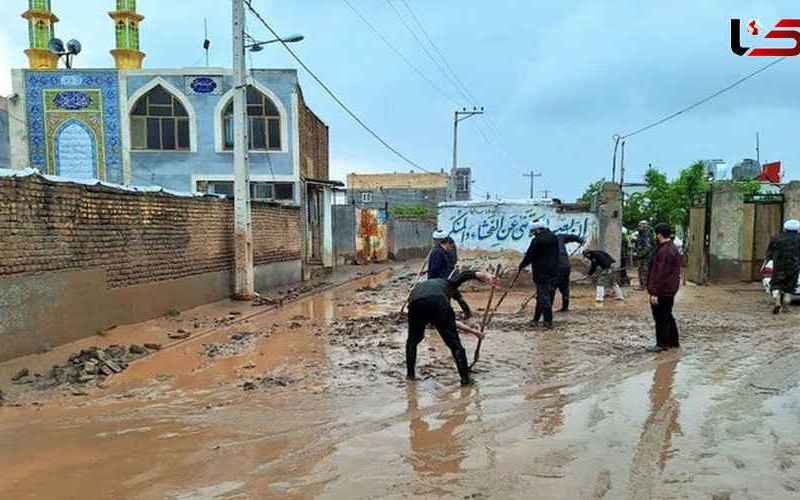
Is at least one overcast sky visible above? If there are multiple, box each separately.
[1,1,798,200]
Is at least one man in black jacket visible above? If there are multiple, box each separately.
[407,269,499,385]
[427,234,472,318]
[552,233,585,312]
[583,250,625,303]
[518,223,560,329]
[766,219,800,314]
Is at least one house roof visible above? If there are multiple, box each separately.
[347,172,450,190]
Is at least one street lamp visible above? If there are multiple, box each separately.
[246,34,304,52]
[48,38,82,69]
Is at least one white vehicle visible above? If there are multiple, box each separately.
[760,259,800,303]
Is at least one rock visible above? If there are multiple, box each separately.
[242,381,257,391]
[169,331,191,340]
[11,368,29,382]
[129,344,147,355]
[229,311,243,316]
[144,343,162,351]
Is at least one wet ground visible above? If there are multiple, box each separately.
[1,260,800,499]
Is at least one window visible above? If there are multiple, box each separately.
[31,0,50,10]
[196,181,294,202]
[222,86,281,151]
[361,192,373,203]
[130,85,190,151]
[116,0,136,10]
[116,21,127,48]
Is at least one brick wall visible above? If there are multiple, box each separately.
[298,92,329,181]
[0,174,302,289]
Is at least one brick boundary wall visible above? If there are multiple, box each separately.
[0,174,303,361]
[0,174,301,287]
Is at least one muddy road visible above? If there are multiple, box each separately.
[1,261,800,499]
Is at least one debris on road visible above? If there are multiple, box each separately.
[8,344,161,390]
[168,329,191,340]
[203,332,260,359]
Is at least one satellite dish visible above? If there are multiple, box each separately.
[48,38,65,55]
[66,39,82,55]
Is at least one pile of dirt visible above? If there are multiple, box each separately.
[202,332,260,358]
[10,344,161,390]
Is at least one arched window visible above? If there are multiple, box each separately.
[130,85,190,151]
[223,86,281,151]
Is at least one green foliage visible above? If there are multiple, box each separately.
[389,205,432,218]
[578,179,605,205]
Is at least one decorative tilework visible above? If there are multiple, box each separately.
[53,119,98,179]
[25,70,122,183]
[185,76,224,96]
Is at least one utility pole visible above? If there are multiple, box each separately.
[232,0,255,300]
[523,171,542,199]
[756,132,760,163]
[452,107,484,173]
[540,189,552,199]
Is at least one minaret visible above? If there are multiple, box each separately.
[22,0,60,69]
[109,0,145,69]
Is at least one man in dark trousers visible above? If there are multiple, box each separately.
[518,223,560,329]
[407,269,500,385]
[552,233,585,312]
[766,219,800,314]
[583,249,625,302]
[427,233,472,318]
[646,223,682,352]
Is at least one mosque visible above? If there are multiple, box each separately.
[7,0,333,212]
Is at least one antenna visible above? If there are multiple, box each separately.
[756,131,760,164]
[203,19,211,66]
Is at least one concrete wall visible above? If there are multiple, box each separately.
[708,184,746,283]
[334,205,357,264]
[437,200,597,254]
[0,173,304,361]
[0,97,9,168]
[782,181,800,222]
[597,182,623,260]
[347,187,448,213]
[390,218,437,260]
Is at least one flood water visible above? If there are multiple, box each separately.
[2,267,800,499]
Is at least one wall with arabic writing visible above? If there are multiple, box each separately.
[438,201,597,253]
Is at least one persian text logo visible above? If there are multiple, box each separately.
[731,18,800,56]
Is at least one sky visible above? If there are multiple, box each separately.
[1,1,798,200]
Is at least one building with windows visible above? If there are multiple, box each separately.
[8,1,337,268]
[346,171,455,215]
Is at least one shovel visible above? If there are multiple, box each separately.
[471,264,503,370]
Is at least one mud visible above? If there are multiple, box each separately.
[1,258,800,499]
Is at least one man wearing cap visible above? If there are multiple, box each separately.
[518,223,560,329]
[766,219,800,314]
[646,224,682,352]
[428,232,472,318]
[633,221,656,290]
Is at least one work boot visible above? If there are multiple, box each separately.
[543,321,554,330]
[645,345,667,353]
[614,284,625,301]
[528,319,540,328]
[406,345,417,380]
[772,291,783,315]
[454,350,473,386]
[595,286,606,303]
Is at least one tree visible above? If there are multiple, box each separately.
[578,179,606,205]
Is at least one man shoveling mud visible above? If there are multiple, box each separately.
[518,223,560,329]
[407,269,500,386]
[583,249,625,303]
[766,219,800,315]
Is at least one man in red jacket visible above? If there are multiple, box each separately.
[646,223,682,352]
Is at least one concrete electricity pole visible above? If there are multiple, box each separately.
[523,171,542,199]
[452,107,484,173]
[232,0,255,299]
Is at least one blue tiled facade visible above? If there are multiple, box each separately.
[24,70,123,184]
[15,68,302,198]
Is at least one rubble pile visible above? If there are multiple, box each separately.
[252,283,329,308]
[202,332,260,358]
[10,344,160,390]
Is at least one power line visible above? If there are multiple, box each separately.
[398,0,478,105]
[243,0,496,197]
[341,0,460,105]
[622,57,787,139]
[383,0,471,104]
